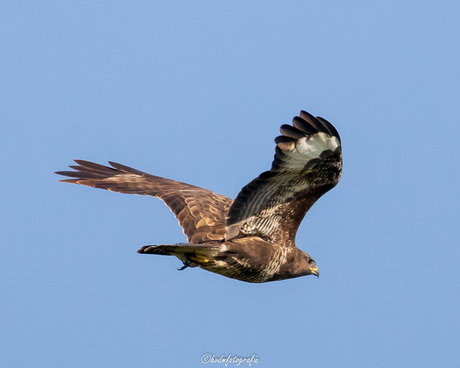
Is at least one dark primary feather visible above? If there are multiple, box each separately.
[56,110,342,283]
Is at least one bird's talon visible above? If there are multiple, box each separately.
[178,261,190,271]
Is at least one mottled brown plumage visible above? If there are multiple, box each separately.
[56,110,342,283]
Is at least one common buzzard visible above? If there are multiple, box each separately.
[56,111,342,283]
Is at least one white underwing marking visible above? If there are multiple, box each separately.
[214,260,228,268]
[281,133,340,170]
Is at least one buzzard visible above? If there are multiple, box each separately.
[56,111,342,283]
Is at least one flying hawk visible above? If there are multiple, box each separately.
[56,110,342,283]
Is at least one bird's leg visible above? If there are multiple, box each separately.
[178,260,191,271]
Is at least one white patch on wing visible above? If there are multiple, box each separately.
[214,260,228,268]
[326,136,340,151]
[280,132,340,170]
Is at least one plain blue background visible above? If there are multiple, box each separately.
[1,1,459,367]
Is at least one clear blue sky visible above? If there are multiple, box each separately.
[1,1,459,367]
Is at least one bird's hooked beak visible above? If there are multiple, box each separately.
[310,265,320,278]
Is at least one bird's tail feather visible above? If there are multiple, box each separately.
[138,243,191,256]
[137,243,220,268]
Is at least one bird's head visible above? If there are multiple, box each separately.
[300,252,320,278]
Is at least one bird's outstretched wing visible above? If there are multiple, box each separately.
[56,161,232,243]
[225,111,342,245]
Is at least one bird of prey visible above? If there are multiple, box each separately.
[56,110,342,283]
